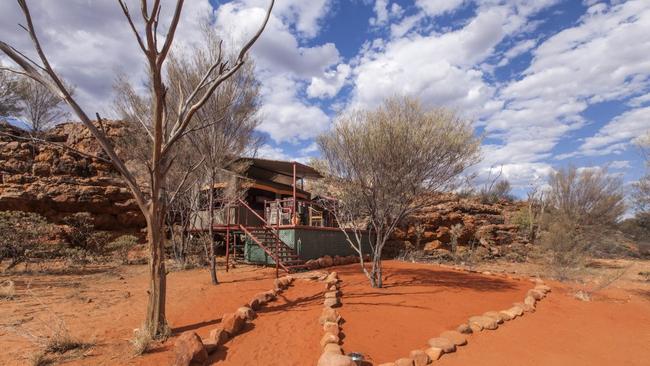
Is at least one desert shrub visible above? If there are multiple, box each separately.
[479,179,514,204]
[106,235,139,264]
[0,211,53,270]
[540,166,625,280]
[0,279,16,299]
[60,213,111,256]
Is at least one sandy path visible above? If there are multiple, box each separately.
[211,278,325,366]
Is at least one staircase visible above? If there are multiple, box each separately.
[237,199,308,273]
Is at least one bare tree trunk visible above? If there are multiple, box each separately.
[208,181,218,284]
[145,197,168,338]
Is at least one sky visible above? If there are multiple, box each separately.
[1,0,649,196]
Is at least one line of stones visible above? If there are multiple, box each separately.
[172,275,295,366]
[315,271,359,366]
[376,277,552,366]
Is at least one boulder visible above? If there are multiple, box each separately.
[324,297,341,308]
[483,311,506,323]
[427,337,456,353]
[457,323,473,334]
[248,297,261,311]
[524,296,536,308]
[469,315,498,330]
[173,331,208,366]
[409,350,430,366]
[498,310,514,321]
[307,259,321,270]
[319,307,341,325]
[236,306,256,321]
[323,343,343,354]
[207,327,230,347]
[535,284,551,293]
[528,289,545,300]
[323,321,340,336]
[252,293,268,307]
[320,332,339,348]
[326,272,339,282]
[221,312,245,335]
[318,255,334,268]
[324,290,340,299]
[274,278,285,290]
[514,301,534,313]
[317,352,356,366]
[424,347,443,361]
[439,330,467,346]
[395,358,415,366]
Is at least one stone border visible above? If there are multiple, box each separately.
[375,268,552,366]
[316,271,359,366]
[305,254,366,271]
[172,275,295,366]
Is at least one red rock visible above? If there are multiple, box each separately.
[173,331,207,366]
[221,312,245,335]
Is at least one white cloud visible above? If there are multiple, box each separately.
[416,0,466,17]
[307,64,351,99]
[370,0,390,26]
[628,92,650,107]
[476,0,650,186]
[577,106,650,156]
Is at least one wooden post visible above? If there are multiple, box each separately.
[226,205,230,272]
[276,201,280,278]
[292,162,297,226]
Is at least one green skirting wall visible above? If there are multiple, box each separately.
[244,227,370,265]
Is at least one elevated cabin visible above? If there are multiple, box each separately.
[190,157,364,273]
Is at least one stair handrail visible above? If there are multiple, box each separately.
[238,224,289,273]
[237,198,280,232]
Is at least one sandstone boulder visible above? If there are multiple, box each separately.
[323,321,340,336]
[324,297,341,308]
[221,312,245,335]
[427,337,456,353]
[173,331,208,366]
[469,315,498,330]
[320,332,339,348]
[236,306,256,321]
[317,352,356,366]
[483,311,506,323]
[395,358,415,366]
[457,323,473,334]
[424,347,443,361]
[323,343,343,354]
[409,350,430,366]
[207,327,230,347]
[528,289,545,300]
[440,330,467,346]
[319,307,341,325]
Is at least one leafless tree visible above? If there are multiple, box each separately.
[0,71,22,116]
[524,184,545,243]
[168,25,261,284]
[315,96,481,288]
[17,78,70,132]
[0,0,274,338]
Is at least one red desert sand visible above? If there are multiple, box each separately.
[1,260,649,365]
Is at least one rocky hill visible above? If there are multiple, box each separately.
[389,194,527,257]
[0,121,144,230]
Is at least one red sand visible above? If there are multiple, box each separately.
[1,259,649,365]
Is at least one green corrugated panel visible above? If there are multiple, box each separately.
[244,227,370,264]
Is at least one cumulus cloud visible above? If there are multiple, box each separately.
[307,64,351,99]
[577,106,650,156]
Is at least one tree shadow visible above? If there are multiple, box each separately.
[207,323,257,364]
[335,265,518,292]
[172,317,222,334]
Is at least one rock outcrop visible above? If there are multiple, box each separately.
[389,194,526,256]
[0,121,144,230]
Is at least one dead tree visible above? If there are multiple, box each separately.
[316,96,481,288]
[0,0,274,338]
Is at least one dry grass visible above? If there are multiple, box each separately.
[0,279,16,299]
[130,327,153,356]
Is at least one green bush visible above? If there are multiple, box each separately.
[60,213,110,254]
[106,235,139,264]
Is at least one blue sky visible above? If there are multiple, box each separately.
[2,0,649,196]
